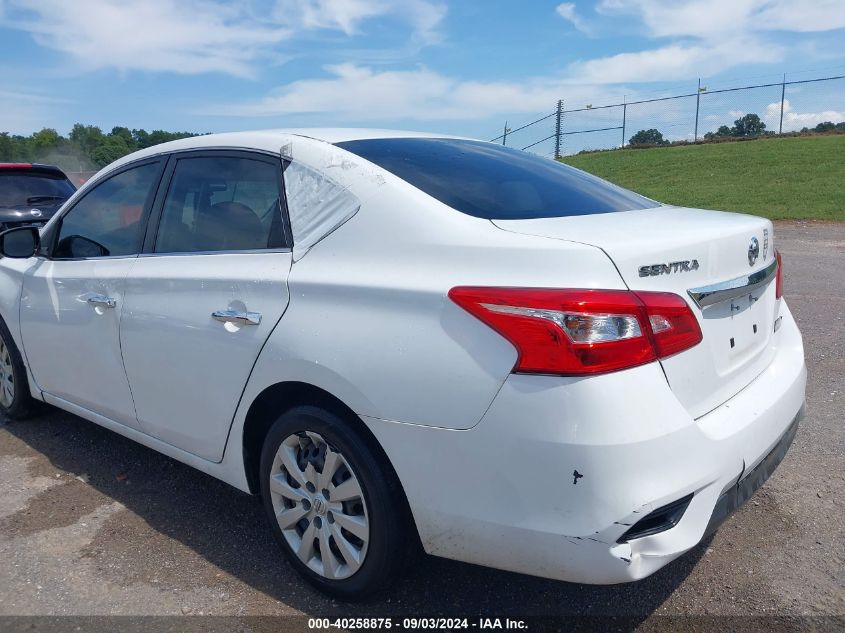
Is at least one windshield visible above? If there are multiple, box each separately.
[0,172,75,208]
[335,138,657,220]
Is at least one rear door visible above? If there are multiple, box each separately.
[20,159,164,427]
[119,151,292,461]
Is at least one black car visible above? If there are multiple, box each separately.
[0,163,76,231]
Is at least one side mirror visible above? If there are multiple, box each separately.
[0,226,40,258]
[54,235,110,258]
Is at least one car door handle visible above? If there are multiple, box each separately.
[87,295,116,309]
[211,310,262,326]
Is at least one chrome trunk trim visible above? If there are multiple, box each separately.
[687,258,778,308]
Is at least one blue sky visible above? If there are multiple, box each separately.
[1,0,844,155]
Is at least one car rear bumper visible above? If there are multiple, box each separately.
[703,405,801,539]
[364,301,806,584]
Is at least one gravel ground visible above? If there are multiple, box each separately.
[0,221,842,625]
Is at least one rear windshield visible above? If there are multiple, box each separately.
[335,138,656,219]
[0,171,75,208]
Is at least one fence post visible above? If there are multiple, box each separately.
[554,99,563,159]
[502,121,508,146]
[779,73,786,134]
[621,100,627,148]
[694,78,701,142]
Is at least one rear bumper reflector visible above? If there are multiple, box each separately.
[617,493,694,543]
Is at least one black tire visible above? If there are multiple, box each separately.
[259,405,411,600]
[0,317,35,420]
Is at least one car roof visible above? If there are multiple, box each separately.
[271,128,469,143]
[134,128,468,154]
[95,128,475,182]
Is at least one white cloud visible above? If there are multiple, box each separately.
[597,0,845,39]
[751,0,845,33]
[208,62,645,122]
[555,3,590,34]
[764,98,845,131]
[273,0,389,34]
[2,0,290,77]
[202,0,839,126]
[0,0,447,77]
[568,37,782,83]
[570,0,845,84]
[212,63,547,120]
[598,0,756,38]
[271,0,445,42]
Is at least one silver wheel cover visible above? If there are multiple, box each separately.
[269,431,370,580]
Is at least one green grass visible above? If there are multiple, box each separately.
[561,135,845,221]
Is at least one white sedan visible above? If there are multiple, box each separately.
[0,130,806,599]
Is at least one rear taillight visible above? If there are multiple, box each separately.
[775,249,783,299]
[448,287,702,376]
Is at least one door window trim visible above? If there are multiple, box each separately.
[41,157,167,261]
[143,149,293,256]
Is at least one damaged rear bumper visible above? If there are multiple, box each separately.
[703,406,802,539]
[363,302,806,584]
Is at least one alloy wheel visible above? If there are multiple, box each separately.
[0,337,14,408]
[269,431,370,580]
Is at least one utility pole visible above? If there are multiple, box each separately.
[554,99,563,159]
[694,78,701,142]
[621,98,627,148]
[502,121,508,146]
[779,73,787,134]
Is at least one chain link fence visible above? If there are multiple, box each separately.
[490,73,845,158]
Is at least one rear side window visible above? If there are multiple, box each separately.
[154,156,283,254]
[336,138,656,219]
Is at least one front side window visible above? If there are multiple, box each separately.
[53,161,161,258]
[154,156,282,254]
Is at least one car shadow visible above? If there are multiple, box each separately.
[1,408,707,620]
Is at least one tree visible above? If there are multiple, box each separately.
[109,126,136,150]
[628,129,669,146]
[0,123,201,168]
[92,135,132,167]
[810,121,844,133]
[69,124,104,158]
[704,125,733,140]
[31,128,62,154]
[0,133,13,161]
[132,128,151,149]
[731,113,766,137]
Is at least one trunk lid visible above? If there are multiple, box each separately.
[493,206,780,418]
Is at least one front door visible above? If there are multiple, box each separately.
[20,159,165,427]
[119,152,292,461]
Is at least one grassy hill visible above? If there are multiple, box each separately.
[561,135,844,221]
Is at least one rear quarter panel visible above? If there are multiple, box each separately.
[233,180,629,431]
